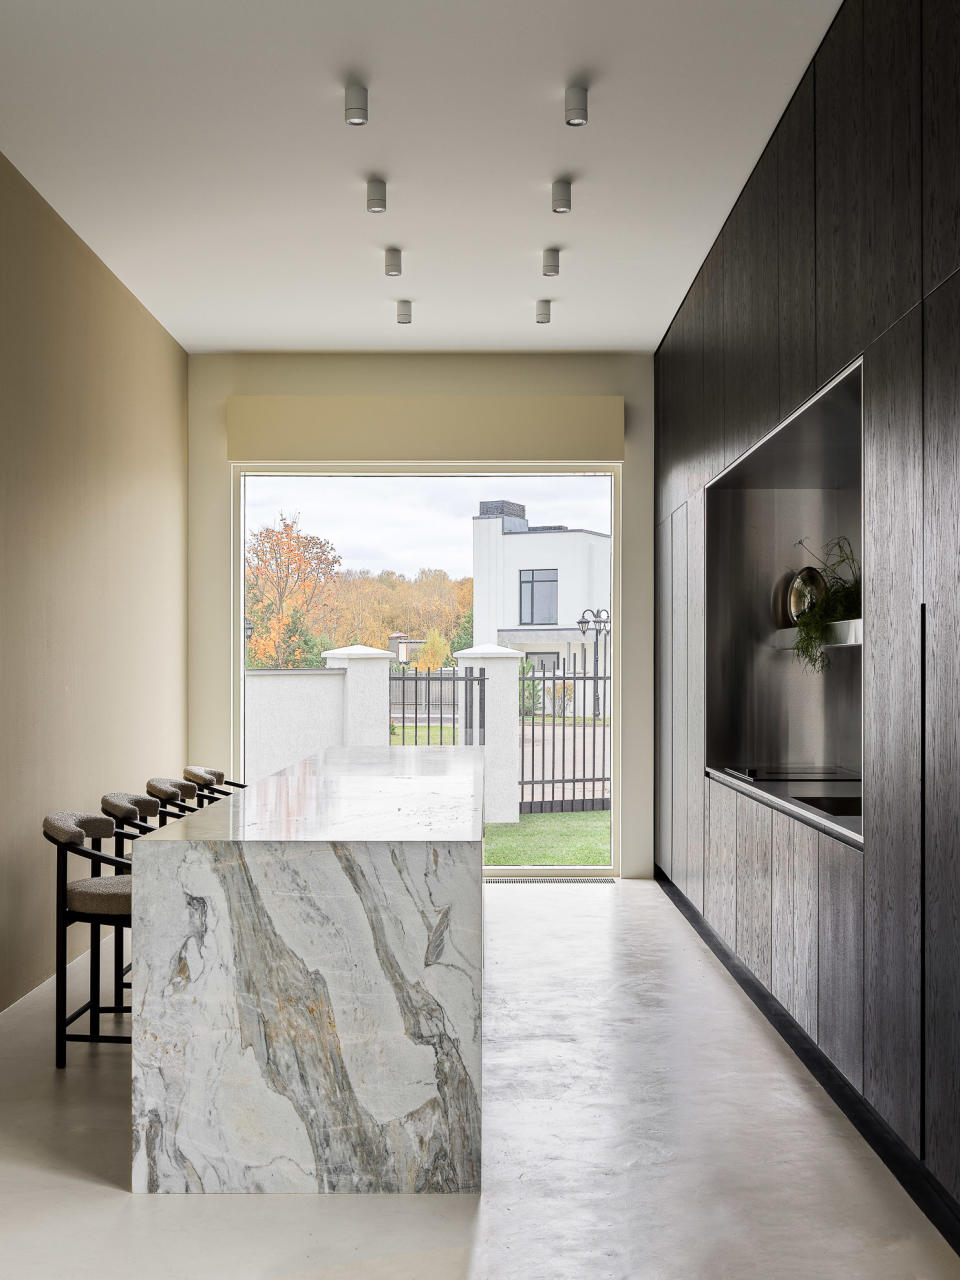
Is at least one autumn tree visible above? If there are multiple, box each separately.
[412,627,452,671]
[245,514,341,668]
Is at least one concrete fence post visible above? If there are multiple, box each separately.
[454,643,522,823]
[322,645,392,746]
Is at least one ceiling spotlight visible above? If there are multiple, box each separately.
[345,83,368,126]
[367,177,387,213]
[536,300,551,324]
[385,247,402,277]
[552,179,572,214]
[565,85,588,126]
[542,248,560,277]
[397,300,412,324]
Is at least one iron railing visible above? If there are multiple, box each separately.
[389,666,486,746]
[519,645,611,813]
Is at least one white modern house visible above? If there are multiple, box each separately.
[472,499,611,669]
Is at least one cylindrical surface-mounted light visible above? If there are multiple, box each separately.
[397,300,412,324]
[542,248,560,276]
[367,178,387,212]
[536,300,551,324]
[385,247,402,276]
[552,179,572,213]
[345,84,368,125]
[565,85,588,126]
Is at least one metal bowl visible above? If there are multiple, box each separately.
[787,566,827,623]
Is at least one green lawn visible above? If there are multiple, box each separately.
[484,809,611,867]
[389,722,456,745]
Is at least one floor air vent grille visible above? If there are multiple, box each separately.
[485,877,617,885]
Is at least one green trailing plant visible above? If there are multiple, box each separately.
[792,536,861,674]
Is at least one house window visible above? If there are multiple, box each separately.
[519,569,558,625]
[526,651,561,671]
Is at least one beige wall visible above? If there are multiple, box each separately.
[0,154,188,1011]
[187,352,654,877]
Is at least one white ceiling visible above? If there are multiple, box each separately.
[0,0,840,353]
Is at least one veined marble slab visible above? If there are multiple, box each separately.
[132,748,482,1194]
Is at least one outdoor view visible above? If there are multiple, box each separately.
[244,473,613,867]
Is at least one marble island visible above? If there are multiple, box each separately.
[132,747,483,1194]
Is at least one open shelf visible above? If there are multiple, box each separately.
[771,618,863,650]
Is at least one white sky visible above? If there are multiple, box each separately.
[244,473,612,579]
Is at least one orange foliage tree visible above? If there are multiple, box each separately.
[245,514,341,668]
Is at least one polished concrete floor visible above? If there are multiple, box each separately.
[1,881,958,1279]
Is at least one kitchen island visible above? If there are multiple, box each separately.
[132,746,483,1194]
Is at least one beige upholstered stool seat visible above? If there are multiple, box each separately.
[146,777,198,803]
[65,874,131,917]
[184,765,225,786]
[101,791,160,823]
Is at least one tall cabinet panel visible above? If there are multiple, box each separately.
[701,239,725,483]
[670,505,688,898]
[816,0,866,384]
[723,141,779,466]
[655,518,672,878]
[685,493,705,912]
[655,328,679,525]
[777,67,817,420]
[923,271,960,1198]
[676,276,705,501]
[771,811,819,1039]
[818,835,864,1091]
[922,0,960,296]
[736,794,772,986]
[862,305,923,1153]
[862,0,921,341]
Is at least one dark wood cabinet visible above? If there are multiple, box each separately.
[701,238,725,482]
[655,518,672,878]
[923,271,960,1198]
[777,67,817,420]
[862,304,922,1153]
[736,794,773,986]
[771,811,818,1039]
[816,0,866,384]
[685,493,705,912]
[655,327,680,524]
[705,780,737,950]
[818,834,864,1091]
[863,0,921,341]
[723,142,779,465]
[922,0,960,296]
[670,505,688,897]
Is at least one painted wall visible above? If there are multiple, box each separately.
[0,153,188,1011]
[187,352,654,877]
[244,670,345,781]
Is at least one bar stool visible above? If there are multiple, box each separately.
[100,792,160,1008]
[146,777,199,824]
[43,811,134,1068]
[183,765,246,803]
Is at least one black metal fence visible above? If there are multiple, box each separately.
[389,666,486,745]
[519,643,611,813]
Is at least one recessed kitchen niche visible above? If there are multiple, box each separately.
[705,364,862,790]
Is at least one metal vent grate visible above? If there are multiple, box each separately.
[485,877,617,885]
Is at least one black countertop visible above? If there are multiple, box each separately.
[706,767,863,849]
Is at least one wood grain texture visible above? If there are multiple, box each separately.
[685,492,705,912]
[671,505,688,896]
[655,518,672,877]
[655,323,682,524]
[816,0,866,384]
[862,304,922,1153]
[676,274,705,502]
[777,67,817,420]
[923,273,960,1197]
[736,794,772,986]
[705,780,737,950]
[818,834,864,1091]
[771,810,796,1015]
[923,0,960,296]
[701,237,725,483]
[863,0,921,340]
[723,141,779,465]
[793,822,819,1041]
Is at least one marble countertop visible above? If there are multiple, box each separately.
[141,746,484,844]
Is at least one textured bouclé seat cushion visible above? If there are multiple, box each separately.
[43,812,114,845]
[101,791,160,822]
[183,765,223,786]
[147,777,198,803]
[66,874,131,917]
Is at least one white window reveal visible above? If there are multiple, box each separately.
[519,569,558,625]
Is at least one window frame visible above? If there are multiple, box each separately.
[519,568,559,625]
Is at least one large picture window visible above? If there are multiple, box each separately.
[519,569,558,625]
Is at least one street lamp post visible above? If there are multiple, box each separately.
[577,607,611,717]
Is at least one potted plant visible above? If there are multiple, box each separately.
[790,536,861,674]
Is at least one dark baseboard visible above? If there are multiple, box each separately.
[654,867,960,1258]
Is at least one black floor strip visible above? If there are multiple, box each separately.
[655,868,960,1258]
